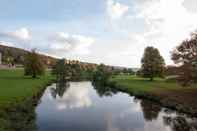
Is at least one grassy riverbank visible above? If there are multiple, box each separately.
[111,75,197,116]
[0,69,54,108]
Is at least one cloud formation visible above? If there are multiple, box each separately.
[49,32,95,55]
[127,0,197,64]
[107,0,129,19]
[0,28,31,41]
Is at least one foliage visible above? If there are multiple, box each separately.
[2,49,14,66]
[141,46,165,81]
[52,59,71,81]
[92,64,112,85]
[122,68,135,75]
[80,68,94,80]
[24,49,45,78]
[171,32,197,86]
[69,63,82,81]
[52,59,97,81]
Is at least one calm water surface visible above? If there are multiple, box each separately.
[36,82,197,131]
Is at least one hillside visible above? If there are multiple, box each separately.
[0,44,57,67]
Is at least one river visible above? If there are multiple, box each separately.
[35,81,197,131]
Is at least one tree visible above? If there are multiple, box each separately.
[3,49,14,66]
[141,46,165,81]
[92,64,112,85]
[52,59,71,81]
[69,63,82,80]
[171,32,197,86]
[24,49,45,78]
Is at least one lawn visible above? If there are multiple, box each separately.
[111,75,197,115]
[112,75,197,93]
[0,69,53,108]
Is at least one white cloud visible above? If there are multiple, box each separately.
[107,0,129,19]
[49,32,95,56]
[0,28,31,41]
[128,0,197,65]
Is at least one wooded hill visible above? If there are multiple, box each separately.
[0,44,57,67]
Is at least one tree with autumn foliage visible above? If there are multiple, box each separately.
[141,46,165,81]
[24,49,45,78]
[171,32,197,86]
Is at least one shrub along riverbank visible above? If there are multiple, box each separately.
[0,69,54,109]
[111,75,197,116]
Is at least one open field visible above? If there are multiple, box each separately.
[111,75,197,115]
[0,69,54,108]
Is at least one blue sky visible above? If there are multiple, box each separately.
[0,0,197,67]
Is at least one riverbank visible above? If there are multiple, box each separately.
[111,75,197,116]
[0,69,54,109]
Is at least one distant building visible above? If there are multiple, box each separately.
[0,52,2,65]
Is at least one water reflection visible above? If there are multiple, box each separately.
[93,81,118,97]
[163,116,197,131]
[140,99,162,121]
[50,82,69,98]
[46,82,92,110]
[36,82,197,131]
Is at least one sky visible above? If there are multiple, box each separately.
[0,0,197,67]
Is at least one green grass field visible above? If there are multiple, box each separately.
[112,75,197,93]
[111,75,197,115]
[0,69,53,108]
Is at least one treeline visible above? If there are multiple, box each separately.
[51,59,131,82]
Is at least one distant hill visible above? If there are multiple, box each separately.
[0,44,134,71]
[0,44,57,67]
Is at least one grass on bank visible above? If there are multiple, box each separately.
[0,69,53,108]
[111,75,197,114]
[112,75,197,93]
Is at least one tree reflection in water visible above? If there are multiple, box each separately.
[163,115,197,131]
[92,81,118,97]
[50,81,70,98]
[140,99,162,121]
[139,99,197,131]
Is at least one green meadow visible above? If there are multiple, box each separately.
[0,69,53,108]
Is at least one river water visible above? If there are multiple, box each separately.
[35,81,197,131]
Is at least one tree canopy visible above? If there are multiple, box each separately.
[24,49,45,78]
[52,59,71,81]
[171,32,197,86]
[141,46,165,81]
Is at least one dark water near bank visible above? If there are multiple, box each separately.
[35,81,197,131]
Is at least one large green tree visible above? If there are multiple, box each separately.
[92,64,111,85]
[24,49,45,78]
[171,32,197,86]
[141,46,165,81]
[52,59,71,81]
